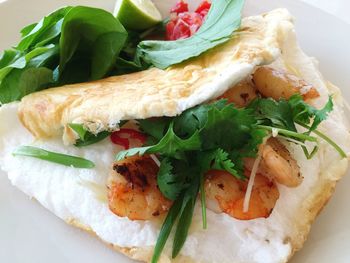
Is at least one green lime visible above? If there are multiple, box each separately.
[114,0,162,31]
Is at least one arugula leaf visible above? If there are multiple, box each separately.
[13,146,95,168]
[137,0,244,69]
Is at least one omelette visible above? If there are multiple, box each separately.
[1,8,350,263]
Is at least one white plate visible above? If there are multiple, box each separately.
[0,0,349,262]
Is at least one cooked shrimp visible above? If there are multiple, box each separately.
[219,80,258,107]
[253,66,319,101]
[245,138,302,187]
[108,155,172,220]
[205,170,279,220]
[261,138,302,187]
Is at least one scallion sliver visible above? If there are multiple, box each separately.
[13,146,95,169]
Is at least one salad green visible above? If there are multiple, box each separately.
[137,0,245,68]
[0,0,244,104]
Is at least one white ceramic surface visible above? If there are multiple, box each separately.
[0,1,349,262]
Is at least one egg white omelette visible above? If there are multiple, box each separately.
[0,8,349,263]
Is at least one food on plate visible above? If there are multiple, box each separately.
[114,0,162,30]
[0,0,349,262]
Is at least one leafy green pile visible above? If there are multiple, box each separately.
[114,94,344,262]
[0,0,244,104]
[0,6,131,103]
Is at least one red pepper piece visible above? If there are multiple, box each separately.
[110,129,147,150]
[170,0,189,14]
[195,0,212,17]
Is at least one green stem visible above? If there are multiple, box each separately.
[296,122,347,159]
[200,175,207,230]
[257,125,318,142]
[13,146,95,168]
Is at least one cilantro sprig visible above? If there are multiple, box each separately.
[248,94,338,158]
[114,95,343,262]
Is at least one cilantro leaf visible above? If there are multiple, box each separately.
[288,94,333,131]
[116,123,201,160]
[199,104,256,152]
[74,131,110,147]
[198,149,241,179]
[69,123,110,147]
[138,118,172,141]
[173,100,227,138]
[248,98,297,131]
[157,158,191,201]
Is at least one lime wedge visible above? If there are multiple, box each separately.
[114,0,162,30]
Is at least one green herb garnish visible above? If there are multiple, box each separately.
[0,6,128,104]
[0,0,245,104]
[249,94,334,158]
[69,123,111,147]
[13,146,95,168]
[114,94,344,262]
[137,0,245,69]
[119,101,266,262]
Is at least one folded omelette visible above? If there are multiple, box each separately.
[1,8,349,263]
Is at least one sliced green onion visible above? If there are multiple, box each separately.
[13,146,95,168]
[200,175,207,229]
[151,196,183,263]
[257,125,318,142]
[68,123,87,140]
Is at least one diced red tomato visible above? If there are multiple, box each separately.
[195,0,211,17]
[166,12,203,40]
[170,0,189,14]
[165,0,211,41]
[110,129,147,149]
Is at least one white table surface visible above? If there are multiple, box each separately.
[302,0,350,24]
